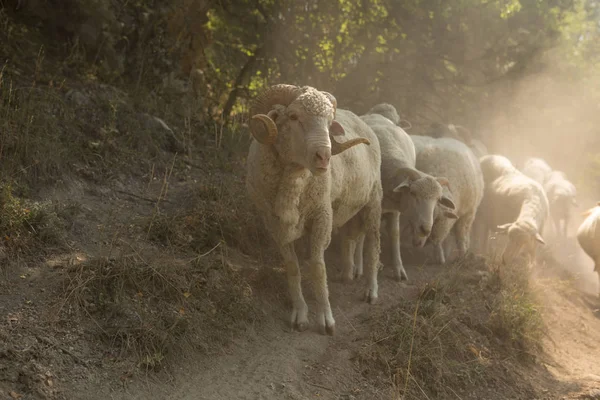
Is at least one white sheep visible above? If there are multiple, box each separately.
[359,106,456,280]
[576,202,600,296]
[246,84,382,335]
[426,123,488,158]
[478,155,549,264]
[364,102,400,125]
[544,170,578,238]
[410,135,483,264]
[522,157,553,185]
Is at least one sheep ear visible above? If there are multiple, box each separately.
[496,223,511,234]
[439,196,456,210]
[444,211,458,219]
[582,207,596,217]
[329,120,345,136]
[393,179,411,193]
[535,232,545,245]
[436,177,450,187]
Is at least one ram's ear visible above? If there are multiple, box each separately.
[329,120,345,136]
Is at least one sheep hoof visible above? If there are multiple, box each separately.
[291,308,309,332]
[295,321,309,332]
[394,272,408,282]
[364,290,378,304]
[325,323,335,336]
[354,270,363,280]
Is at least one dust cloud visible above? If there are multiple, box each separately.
[474,48,600,295]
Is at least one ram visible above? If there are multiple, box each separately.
[358,105,456,280]
[410,135,483,264]
[246,84,382,335]
[576,202,600,296]
[478,155,549,264]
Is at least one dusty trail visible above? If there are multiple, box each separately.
[117,261,436,400]
[114,250,600,400]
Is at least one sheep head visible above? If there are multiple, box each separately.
[496,220,544,265]
[365,103,400,125]
[249,84,370,175]
[392,167,456,248]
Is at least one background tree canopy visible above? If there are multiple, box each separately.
[2,0,600,193]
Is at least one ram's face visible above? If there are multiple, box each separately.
[271,96,337,175]
[249,86,370,176]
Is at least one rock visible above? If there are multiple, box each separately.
[139,113,185,153]
[65,89,91,108]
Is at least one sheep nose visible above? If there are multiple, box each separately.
[419,225,431,237]
[315,148,331,167]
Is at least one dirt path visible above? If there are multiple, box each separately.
[98,251,600,400]
[5,171,600,400]
[102,261,436,400]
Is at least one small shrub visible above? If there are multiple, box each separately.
[0,182,67,252]
[356,256,546,399]
[61,251,260,369]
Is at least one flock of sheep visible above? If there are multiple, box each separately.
[244,84,600,335]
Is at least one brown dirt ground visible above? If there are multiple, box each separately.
[1,156,599,400]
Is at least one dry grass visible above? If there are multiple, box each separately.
[145,165,273,261]
[60,249,260,370]
[356,255,546,400]
[0,182,69,254]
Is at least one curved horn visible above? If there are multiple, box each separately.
[331,137,370,155]
[249,84,302,144]
[251,114,278,145]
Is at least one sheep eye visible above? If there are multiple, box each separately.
[289,114,298,121]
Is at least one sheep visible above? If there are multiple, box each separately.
[544,170,578,239]
[410,135,484,264]
[576,202,600,296]
[364,102,400,125]
[522,157,553,186]
[245,84,382,335]
[426,123,488,158]
[477,155,549,265]
[359,106,456,281]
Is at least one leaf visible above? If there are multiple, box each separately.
[183,292,191,298]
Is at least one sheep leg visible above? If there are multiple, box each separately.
[385,211,408,281]
[340,233,356,282]
[308,216,335,335]
[363,204,381,304]
[354,233,365,278]
[454,212,475,258]
[552,213,561,239]
[280,243,309,332]
[432,241,446,264]
[562,217,568,239]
